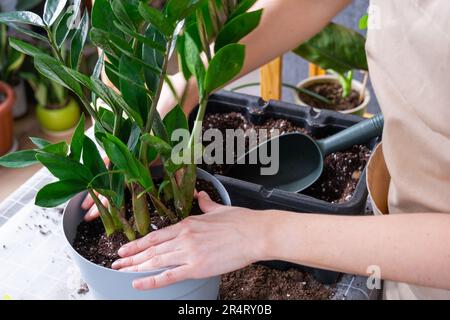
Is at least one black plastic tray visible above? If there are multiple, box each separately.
[190,90,380,284]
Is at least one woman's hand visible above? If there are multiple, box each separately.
[111,191,272,290]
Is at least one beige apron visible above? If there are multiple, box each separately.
[366,0,450,299]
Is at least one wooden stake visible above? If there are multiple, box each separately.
[260,57,283,101]
[359,71,369,104]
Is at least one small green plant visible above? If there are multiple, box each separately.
[0,24,25,85]
[293,22,368,98]
[0,0,262,241]
[21,70,68,109]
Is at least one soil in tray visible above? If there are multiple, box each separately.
[298,82,361,111]
[73,179,222,269]
[201,112,371,203]
[220,264,335,300]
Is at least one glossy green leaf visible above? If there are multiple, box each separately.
[111,0,135,31]
[214,9,262,52]
[36,153,93,183]
[41,142,69,157]
[0,142,68,168]
[91,0,116,32]
[36,180,87,207]
[30,137,51,149]
[184,33,205,97]
[163,104,188,145]
[70,11,89,70]
[102,133,140,178]
[33,55,84,98]
[228,0,258,20]
[83,136,109,190]
[141,133,172,157]
[293,23,368,74]
[176,33,191,80]
[119,56,149,122]
[69,114,85,161]
[0,11,44,27]
[0,150,38,168]
[9,38,46,57]
[7,23,48,42]
[166,0,206,23]
[43,0,67,26]
[142,24,166,93]
[138,2,174,37]
[204,43,245,95]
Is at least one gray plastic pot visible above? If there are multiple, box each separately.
[63,168,231,300]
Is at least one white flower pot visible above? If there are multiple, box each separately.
[293,75,370,116]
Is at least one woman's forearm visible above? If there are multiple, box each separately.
[158,0,352,117]
[263,211,450,290]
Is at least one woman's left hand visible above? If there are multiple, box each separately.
[111,191,272,290]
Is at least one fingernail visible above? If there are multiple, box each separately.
[118,246,128,256]
[111,260,120,269]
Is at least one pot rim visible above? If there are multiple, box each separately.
[293,74,371,114]
[62,167,230,276]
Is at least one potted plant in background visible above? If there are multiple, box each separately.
[21,70,81,136]
[0,74,15,157]
[0,0,261,300]
[0,0,44,118]
[293,22,370,116]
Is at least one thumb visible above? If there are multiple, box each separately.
[198,191,222,214]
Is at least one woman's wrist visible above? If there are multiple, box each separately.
[157,72,199,119]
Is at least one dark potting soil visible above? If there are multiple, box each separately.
[0,92,5,104]
[298,82,361,111]
[72,179,223,269]
[201,112,371,203]
[220,264,335,300]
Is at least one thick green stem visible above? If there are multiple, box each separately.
[188,98,208,153]
[139,37,173,166]
[46,28,65,64]
[131,184,151,236]
[89,190,116,237]
[109,203,136,241]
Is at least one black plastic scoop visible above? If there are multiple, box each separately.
[227,113,384,192]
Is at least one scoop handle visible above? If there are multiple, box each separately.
[317,113,384,155]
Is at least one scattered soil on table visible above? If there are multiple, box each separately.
[73,179,223,269]
[201,112,371,203]
[298,82,361,111]
[220,264,335,300]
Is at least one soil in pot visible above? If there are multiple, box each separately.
[0,92,5,104]
[220,264,335,300]
[73,179,223,268]
[298,83,360,111]
[201,112,371,203]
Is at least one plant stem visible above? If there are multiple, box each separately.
[131,184,151,236]
[188,98,208,154]
[109,202,136,241]
[89,190,116,237]
[113,112,122,136]
[46,28,65,64]
[139,36,173,167]
[196,10,212,60]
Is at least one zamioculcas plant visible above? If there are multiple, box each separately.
[293,22,368,98]
[0,0,262,242]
